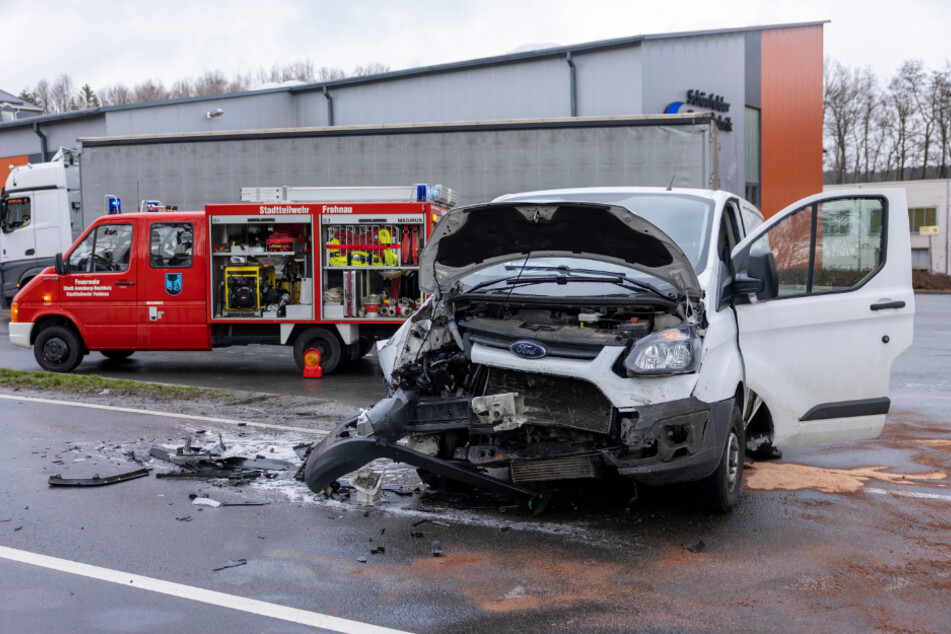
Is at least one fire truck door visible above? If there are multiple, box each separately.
[142,220,209,349]
[60,221,138,349]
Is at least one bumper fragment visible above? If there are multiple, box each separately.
[10,321,33,349]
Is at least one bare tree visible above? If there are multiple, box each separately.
[352,62,391,77]
[823,58,860,183]
[133,79,168,103]
[317,66,346,81]
[49,74,75,113]
[99,84,132,106]
[194,70,228,96]
[933,64,951,179]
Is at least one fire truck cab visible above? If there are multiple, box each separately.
[9,185,455,374]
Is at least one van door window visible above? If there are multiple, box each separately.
[150,222,194,268]
[1,196,31,233]
[749,197,886,298]
[67,224,134,273]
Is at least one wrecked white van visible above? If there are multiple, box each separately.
[304,187,914,512]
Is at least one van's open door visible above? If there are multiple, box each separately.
[731,189,914,446]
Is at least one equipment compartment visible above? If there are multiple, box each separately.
[319,216,424,321]
[209,215,314,320]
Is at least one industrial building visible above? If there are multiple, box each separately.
[826,179,951,274]
[0,21,825,216]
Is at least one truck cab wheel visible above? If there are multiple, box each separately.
[34,325,84,373]
[293,328,343,374]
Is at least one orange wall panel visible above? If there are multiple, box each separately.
[760,26,824,217]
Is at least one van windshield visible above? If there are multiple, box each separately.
[500,192,713,270]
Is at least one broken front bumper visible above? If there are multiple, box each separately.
[303,388,734,497]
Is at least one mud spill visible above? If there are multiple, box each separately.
[744,462,949,494]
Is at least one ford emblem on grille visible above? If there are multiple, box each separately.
[510,340,548,359]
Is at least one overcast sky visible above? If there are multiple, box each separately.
[3,0,949,94]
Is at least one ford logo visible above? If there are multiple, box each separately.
[510,340,548,359]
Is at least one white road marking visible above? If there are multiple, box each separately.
[867,487,951,501]
[0,545,406,634]
[0,393,328,436]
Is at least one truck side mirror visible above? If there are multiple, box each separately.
[54,253,66,275]
[732,250,778,302]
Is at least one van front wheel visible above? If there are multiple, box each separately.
[34,325,84,373]
[696,403,744,513]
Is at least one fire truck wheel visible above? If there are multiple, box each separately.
[293,328,343,374]
[34,325,84,373]
[101,350,134,361]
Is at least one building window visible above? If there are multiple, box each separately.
[869,207,883,235]
[909,207,937,233]
[823,206,851,236]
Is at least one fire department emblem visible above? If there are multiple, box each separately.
[165,273,183,296]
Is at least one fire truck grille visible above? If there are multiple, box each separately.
[483,369,613,434]
[510,455,601,483]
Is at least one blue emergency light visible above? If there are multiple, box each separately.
[105,195,121,214]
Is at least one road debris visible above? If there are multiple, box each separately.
[48,468,150,487]
[176,516,193,522]
[150,434,294,481]
[431,540,444,557]
[192,497,221,507]
[410,531,424,538]
[357,556,368,564]
[371,546,386,555]
[413,519,450,528]
[351,468,383,506]
[212,559,248,572]
[686,539,706,553]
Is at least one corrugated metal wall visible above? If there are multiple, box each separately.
[79,122,715,224]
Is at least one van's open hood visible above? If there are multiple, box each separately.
[419,202,701,298]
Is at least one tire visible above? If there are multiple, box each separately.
[293,327,344,374]
[101,350,134,361]
[697,403,745,513]
[34,325,84,373]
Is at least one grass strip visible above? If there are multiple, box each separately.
[0,368,229,400]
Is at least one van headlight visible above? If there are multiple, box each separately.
[624,325,701,375]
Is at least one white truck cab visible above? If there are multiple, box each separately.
[301,187,914,512]
[1,147,82,307]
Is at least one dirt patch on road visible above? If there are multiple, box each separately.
[745,463,949,494]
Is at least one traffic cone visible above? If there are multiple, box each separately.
[303,348,323,378]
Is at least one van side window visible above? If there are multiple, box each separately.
[718,203,741,266]
[1,196,31,233]
[150,222,194,268]
[67,224,134,273]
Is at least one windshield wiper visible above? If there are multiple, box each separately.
[457,274,677,301]
[500,264,675,300]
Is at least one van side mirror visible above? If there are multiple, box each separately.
[54,253,66,275]
[733,250,778,302]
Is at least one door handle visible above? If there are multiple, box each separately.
[25,248,35,256]
[115,281,135,286]
[870,300,905,311]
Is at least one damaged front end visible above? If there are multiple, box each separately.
[305,200,731,501]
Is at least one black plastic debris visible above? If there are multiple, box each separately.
[431,540,443,557]
[213,559,248,572]
[686,539,706,553]
[176,516,193,522]
[410,531,424,538]
[371,546,386,555]
[48,468,150,487]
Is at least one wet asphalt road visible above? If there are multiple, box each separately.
[1,296,951,631]
[0,310,386,408]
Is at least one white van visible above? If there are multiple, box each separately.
[302,187,914,512]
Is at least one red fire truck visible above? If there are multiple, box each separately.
[9,185,456,374]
